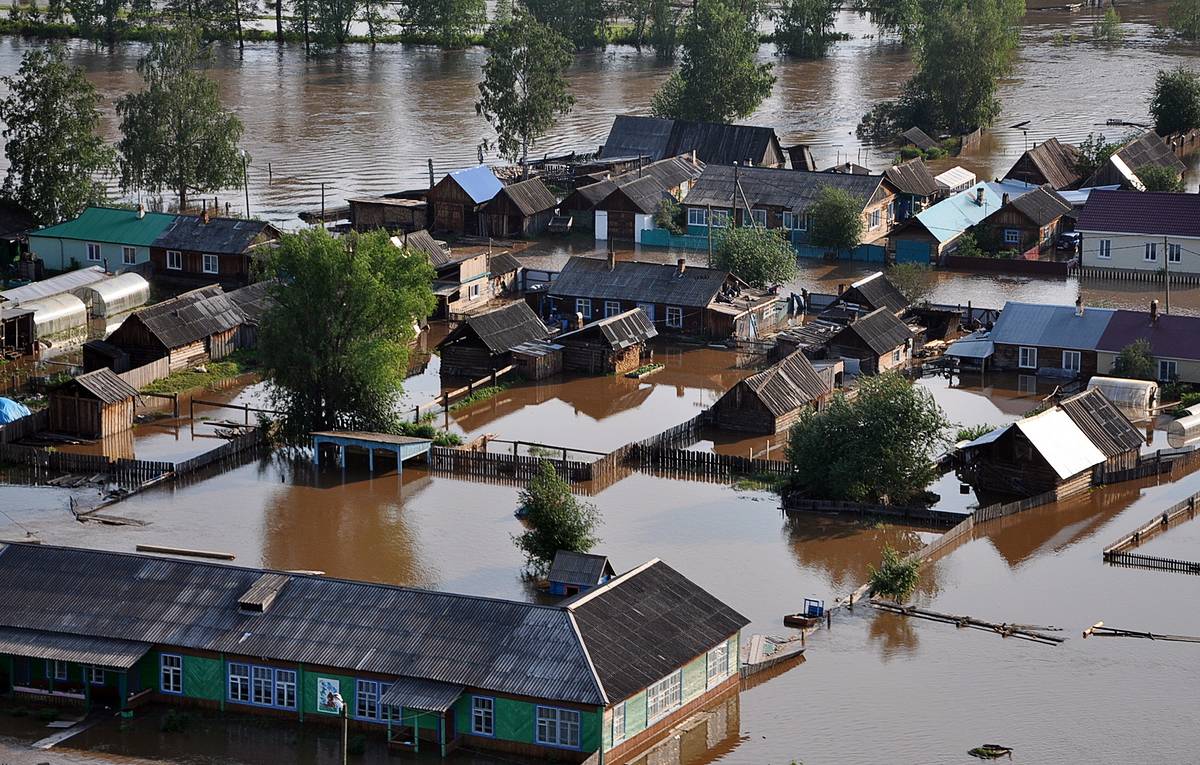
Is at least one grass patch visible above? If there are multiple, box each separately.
[449,378,521,412]
[395,419,461,447]
[955,423,996,443]
[625,363,665,379]
[732,471,789,492]
[141,349,257,395]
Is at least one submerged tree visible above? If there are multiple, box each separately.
[258,228,436,443]
[525,0,608,48]
[1074,132,1122,179]
[476,9,575,169]
[774,0,838,58]
[1092,6,1123,45]
[649,0,682,58]
[807,185,864,256]
[713,226,798,288]
[1150,66,1200,137]
[885,262,935,304]
[116,29,246,212]
[868,545,922,602]
[1112,339,1157,381]
[0,44,114,225]
[513,461,602,576]
[1169,0,1200,42]
[850,0,920,40]
[397,0,483,46]
[650,0,775,123]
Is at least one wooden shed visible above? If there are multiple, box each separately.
[510,340,563,381]
[48,368,138,439]
[348,196,427,232]
[709,351,838,434]
[437,301,550,378]
[105,285,245,371]
[428,165,503,236]
[484,178,558,238]
[547,551,614,596]
[556,308,657,375]
[827,308,915,375]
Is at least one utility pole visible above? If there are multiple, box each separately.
[320,182,326,226]
[732,162,739,228]
[1164,235,1171,314]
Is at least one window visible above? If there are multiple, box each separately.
[167,250,182,270]
[252,666,273,705]
[869,209,881,229]
[706,643,729,685]
[122,246,137,266]
[87,666,105,686]
[1169,243,1181,263]
[604,300,621,318]
[1159,360,1178,382]
[710,209,729,228]
[1145,243,1157,262]
[742,208,766,227]
[665,306,683,329]
[536,706,581,749]
[687,208,707,227]
[1004,229,1020,245]
[1019,346,1037,370]
[469,282,480,299]
[781,211,796,230]
[1098,239,1111,259]
[1018,374,1038,395]
[228,664,250,702]
[612,701,626,743]
[161,654,183,694]
[575,298,592,319]
[275,670,296,709]
[892,348,902,364]
[356,679,379,721]
[472,696,494,736]
[202,254,219,274]
[50,660,68,682]
[1062,350,1081,374]
[86,242,101,262]
[646,672,682,722]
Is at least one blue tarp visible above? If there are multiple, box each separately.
[446,165,503,205]
[0,398,31,424]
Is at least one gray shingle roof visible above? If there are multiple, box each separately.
[990,302,1115,351]
[557,308,658,350]
[901,127,938,151]
[225,281,275,325]
[730,351,833,417]
[548,257,729,308]
[568,157,703,213]
[488,251,521,276]
[1006,138,1082,190]
[154,216,276,255]
[1007,186,1072,227]
[492,178,558,216]
[443,301,548,354]
[548,551,614,587]
[684,165,883,214]
[832,307,914,355]
[599,115,778,166]
[129,286,245,349]
[831,272,908,315]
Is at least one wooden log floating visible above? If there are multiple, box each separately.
[872,601,1066,645]
[1083,621,1200,643]
[136,544,236,560]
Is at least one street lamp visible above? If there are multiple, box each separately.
[330,692,348,765]
[240,149,251,219]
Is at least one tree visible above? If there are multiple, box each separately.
[398,0,483,46]
[1137,164,1185,192]
[513,461,602,576]
[807,185,864,255]
[258,228,436,443]
[787,372,951,503]
[653,197,684,234]
[116,29,246,212]
[868,545,921,602]
[360,0,393,44]
[713,226,798,288]
[525,0,607,48]
[1169,0,1200,42]
[68,0,128,41]
[1074,132,1121,179]
[649,0,775,123]
[649,0,681,58]
[850,0,919,40]
[0,45,114,225]
[1092,6,1122,46]
[1150,66,1200,137]
[885,262,935,304]
[314,0,357,47]
[775,0,837,58]
[1112,339,1157,381]
[951,232,985,258]
[476,10,574,169]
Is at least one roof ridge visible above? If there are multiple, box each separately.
[566,558,660,611]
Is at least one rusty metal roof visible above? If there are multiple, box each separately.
[556,308,657,350]
[0,626,150,670]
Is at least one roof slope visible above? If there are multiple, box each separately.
[884,158,940,197]
[1113,131,1186,176]
[548,257,728,308]
[834,271,908,315]
[599,115,778,166]
[1057,388,1143,457]
[1,266,108,304]
[61,367,138,403]
[30,206,176,246]
[548,551,614,587]
[489,251,522,275]
[608,175,670,214]
[732,351,832,417]
[569,560,748,702]
[990,302,1115,350]
[393,229,450,266]
[832,307,913,355]
[570,157,703,212]
[225,281,275,325]
[1015,408,1108,479]
[444,165,504,205]
[901,127,938,151]
[1007,138,1082,190]
[599,115,675,160]
[557,308,658,350]
[127,285,245,349]
[1007,186,1073,226]
[913,182,1005,244]
[494,178,558,216]
[685,165,882,214]
[1096,309,1200,361]
[1076,190,1200,239]
[154,216,275,255]
[453,301,548,354]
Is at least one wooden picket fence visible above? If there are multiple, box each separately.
[118,358,171,390]
[783,497,964,527]
[428,446,593,483]
[639,448,791,481]
[1101,491,1200,575]
[0,442,173,485]
[174,429,265,477]
[0,410,49,444]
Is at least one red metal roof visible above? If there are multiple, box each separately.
[1076,190,1200,238]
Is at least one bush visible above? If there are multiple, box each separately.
[956,423,997,442]
[653,197,685,235]
[1113,339,1156,381]
[868,545,921,602]
[512,461,602,575]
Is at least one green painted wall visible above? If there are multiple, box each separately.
[180,654,225,701]
[137,653,156,692]
[452,693,600,752]
[300,668,356,718]
[624,689,647,738]
[683,655,705,703]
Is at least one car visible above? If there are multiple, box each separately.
[1057,231,1081,253]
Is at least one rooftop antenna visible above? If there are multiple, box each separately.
[1010,121,1031,153]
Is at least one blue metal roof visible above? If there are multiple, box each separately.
[990,302,1116,351]
[447,165,503,205]
[914,182,1004,244]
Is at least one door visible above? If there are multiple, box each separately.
[609,212,635,241]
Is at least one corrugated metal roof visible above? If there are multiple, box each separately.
[393,230,451,267]
[119,286,245,350]
[604,174,669,214]
[1007,186,1072,227]
[833,272,908,315]
[599,115,778,166]
[489,252,521,275]
[1057,388,1143,458]
[378,676,463,712]
[61,367,139,404]
[1096,309,1200,361]
[1112,131,1186,178]
[934,166,976,191]
[444,165,503,205]
[441,302,549,354]
[29,206,176,247]
[901,127,939,151]
[884,158,940,197]
[685,165,882,214]
[557,308,657,350]
[914,182,1001,244]
[492,178,558,216]
[990,302,1115,351]
[831,308,913,356]
[1014,408,1107,480]
[945,331,994,359]
[1,266,108,303]
[1076,190,1200,239]
[548,551,614,587]
[0,626,150,670]
[1006,138,1082,190]
[154,216,276,255]
[548,258,729,308]
[722,350,832,418]
[225,281,275,325]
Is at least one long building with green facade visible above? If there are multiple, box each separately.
[0,544,747,763]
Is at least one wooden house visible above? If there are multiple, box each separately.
[399,231,490,320]
[427,165,503,235]
[1004,138,1083,190]
[483,178,557,238]
[827,308,914,375]
[557,308,658,375]
[27,206,175,273]
[569,156,703,239]
[598,114,785,167]
[825,271,909,320]
[437,301,550,377]
[149,212,279,286]
[959,388,1142,499]
[883,158,940,220]
[547,551,615,596]
[0,304,34,358]
[900,127,939,152]
[488,252,521,297]
[1083,131,1186,190]
[348,195,427,232]
[709,351,838,434]
[986,300,1114,377]
[48,367,138,439]
[975,186,1072,256]
[105,285,245,371]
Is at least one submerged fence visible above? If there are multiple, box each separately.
[1102,491,1200,575]
[0,443,173,486]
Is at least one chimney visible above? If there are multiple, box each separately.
[574,311,585,330]
[845,162,852,172]
[691,149,698,168]
[677,258,686,276]
[975,187,985,206]
[1151,299,1159,324]
[136,203,145,219]
[1075,297,1083,317]
[607,249,616,271]
[1002,193,1010,206]
[837,283,845,295]
[201,208,210,224]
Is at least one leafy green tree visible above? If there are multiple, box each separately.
[0,44,114,225]
[868,545,922,602]
[775,0,837,57]
[67,0,128,41]
[476,10,575,169]
[713,226,798,288]
[1169,0,1200,42]
[850,0,920,40]
[885,262,934,304]
[951,232,985,258]
[787,373,951,503]
[1137,164,1185,192]
[116,29,246,212]
[525,0,607,49]
[359,0,393,44]
[653,197,684,234]
[1112,339,1157,381]
[619,0,654,47]
[650,0,775,123]
[1150,66,1200,136]
[807,185,864,255]
[513,461,602,576]
[649,0,681,58]
[398,0,483,46]
[258,228,436,443]
[1092,6,1123,45]
[315,0,357,47]
[1074,132,1121,179]
[290,0,318,52]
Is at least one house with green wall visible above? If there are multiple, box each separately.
[0,544,747,763]
[28,207,176,273]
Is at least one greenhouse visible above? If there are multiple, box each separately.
[1168,405,1200,448]
[1085,376,1158,421]
[23,293,88,341]
[72,272,150,319]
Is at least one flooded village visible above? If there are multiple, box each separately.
[2,0,1200,763]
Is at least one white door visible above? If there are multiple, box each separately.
[595,210,608,241]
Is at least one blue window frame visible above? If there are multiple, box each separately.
[160,654,183,694]
[227,662,295,709]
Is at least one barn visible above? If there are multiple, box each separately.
[483,178,558,238]
[709,351,838,434]
[556,308,657,375]
[428,165,504,236]
[48,368,138,439]
[104,285,245,371]
[437,302,550,378]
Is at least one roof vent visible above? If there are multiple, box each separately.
[238,572,290,614]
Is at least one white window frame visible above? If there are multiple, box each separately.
[51,660,68,682]
[1168,243,1181,263]
[742,208,766,227]
[469,282,480,300]
[166,250,182,270]
[472,696,494,736]
[892,347,902,364]
[647,671,682,722]
[536,705,581,749]
[612,701,626,743]
[687,207,707,227]
[356,679,380,721]
[604,300,621,318]
[161,654,183,694]
[1062,350,1081,374]
[252,666,273,706]
[202,253,219,274]
[122,246,137,266]
[87,666,105,685]
[575,298,592,319]
[275,669,296,709]
[1145,242,1157,262]
[1159,359,1178,382]
[665,306,683,329]
[85,242,101,262]
[1019,346,1037,370]
[869,209,881,229]
[781,211,796,230]
[706,643,729,686]
[1098,239,1111,259]
[228,663,250,702]
[710,209,729,228]
[1004,229,1020,245]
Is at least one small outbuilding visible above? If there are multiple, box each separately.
[484,178,558,238]
[348,196,427,232]
[428,165,504,236]
[556,308,657,375]
[827,308,915,375]
[709,351,839,434]
[0,304,34,358]
[105,285,244,371]
[547,551,615,596]
[48,367,138,439]
[437,301,550,378]
[826,271,909,319]
[23,293,88,344]
[1085,376,1157,421]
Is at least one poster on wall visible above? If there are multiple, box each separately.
[317,678,341,714]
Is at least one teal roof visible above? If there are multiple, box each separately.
[913,182,1003,244]
[29,207,176,247]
